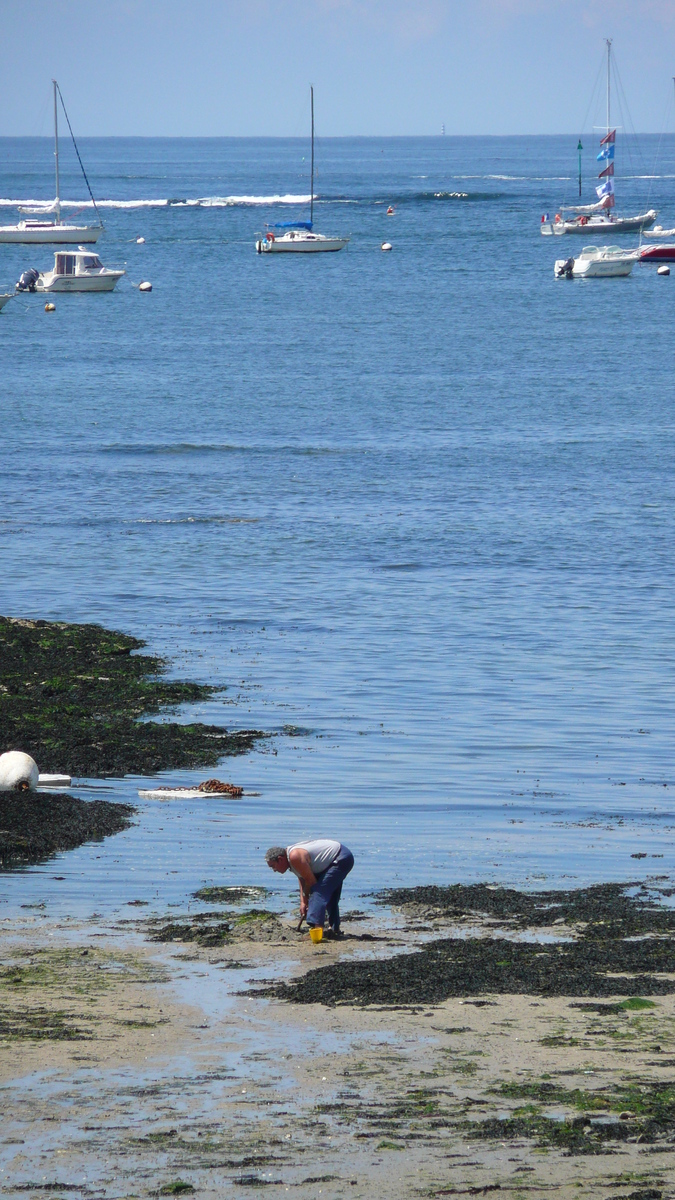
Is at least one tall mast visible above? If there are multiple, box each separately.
[53,79,61,223]
[310,85,314,227]
[605,38,612,134]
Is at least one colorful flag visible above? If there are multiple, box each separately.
[600,129,616,145]
[596,177,615,200]
[597,143,615,162]
[598,162,614,179]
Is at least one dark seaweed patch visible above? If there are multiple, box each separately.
[0,616,264,777]
[263,930,675,1006]
[378,882,675,940]
[0,790,134,868]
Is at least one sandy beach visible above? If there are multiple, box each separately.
[2,894,674,1200]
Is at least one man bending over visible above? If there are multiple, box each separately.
[265,839,354,936]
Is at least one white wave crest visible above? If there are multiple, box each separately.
[0,194,311,210]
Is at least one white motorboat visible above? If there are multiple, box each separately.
[17,248,125,293]
[642,225,675,239]
[256,87,349,255]
[541,41,657,237]
[0,294,15,312]
[554,245,638,278]
[0,81,103,245]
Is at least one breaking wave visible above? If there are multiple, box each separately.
[0,189,502,210]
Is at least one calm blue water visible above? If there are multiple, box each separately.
[1,135,674,920]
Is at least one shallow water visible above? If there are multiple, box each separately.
[1,134,674,918]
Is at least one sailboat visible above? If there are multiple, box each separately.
[0,81,103,244]
[541,41,657,237]
[255,87,349,254]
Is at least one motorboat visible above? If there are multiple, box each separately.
[637,242,675,264]
[0,81,103,245]
[256,226,349,254]
[554,245,638,278]
[256,87,349,255]
[0,294,15,312]
[17,248,125,293]
[541,41,657,237]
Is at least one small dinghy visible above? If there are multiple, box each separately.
[555,245,637,278]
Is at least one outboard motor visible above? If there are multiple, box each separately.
[556,257,575,279]
[16,267,39,292]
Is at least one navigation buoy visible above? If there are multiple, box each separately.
[381,242,392,252]
[657,265,670,276]
[139,281,152,292]
[44,302,55,312]
[136,237,145,244]
[0,751,39,792]
[386,206,395,215]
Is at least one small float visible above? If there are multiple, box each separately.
[138,778,251,800]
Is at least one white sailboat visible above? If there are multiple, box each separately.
[541,41,657,237]
[256,88,349,254]
[0,81,103,244]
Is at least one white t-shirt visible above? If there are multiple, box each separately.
[286,839,341,877]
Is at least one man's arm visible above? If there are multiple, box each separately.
[288,847,317,917]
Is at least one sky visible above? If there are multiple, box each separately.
[0,0,673,137]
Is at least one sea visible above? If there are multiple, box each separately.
[1,134,674,922]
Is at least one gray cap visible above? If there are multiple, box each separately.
[265,845,287,864]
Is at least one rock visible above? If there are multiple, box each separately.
[0,751,39,792]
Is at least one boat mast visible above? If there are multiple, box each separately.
[606,38,612,135]
[310,85,314,227]
[53,79,60,223]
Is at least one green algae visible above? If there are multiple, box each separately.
[0,616,264,777]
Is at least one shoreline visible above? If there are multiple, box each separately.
[1,883,674,1198]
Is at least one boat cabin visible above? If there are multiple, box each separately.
[53,251,105,275]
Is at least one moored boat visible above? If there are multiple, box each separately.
[0,81,103,245]
[0,293,15,312]
[541,41,657,238]
[16,248,125,293]
[554,245,638,278]
[256,87,349,255]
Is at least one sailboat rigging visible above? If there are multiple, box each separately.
[541,40,657,236]
[256,86,349,254]
[0,81,103,244]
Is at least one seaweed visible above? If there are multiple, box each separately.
[0,790,134,867]
[0,616,264,777]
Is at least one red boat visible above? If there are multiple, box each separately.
[638,244,675,264]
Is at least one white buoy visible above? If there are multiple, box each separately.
[657,265,670,276]
[381,242,392,252]
[44,302,55,312]
[136,237,145,244]
[139,281,152,292]
[0,751,39,792]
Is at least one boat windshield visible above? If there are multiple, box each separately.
[80,256,102,269]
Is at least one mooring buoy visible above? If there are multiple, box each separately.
[381,242,392,251]
[139,281,152,292]
[44,302,55,312]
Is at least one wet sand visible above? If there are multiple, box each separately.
[1,897,674,1199]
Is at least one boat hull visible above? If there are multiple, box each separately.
[0,224,102,244]
[256,236,348,253]
[36,271,124,292]
[0,294,14,311]
[638,244,675,263]
[542,210,657,236]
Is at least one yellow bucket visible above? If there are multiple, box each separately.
[309,927,323,944]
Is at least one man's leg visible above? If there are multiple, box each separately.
[307,847,354,930]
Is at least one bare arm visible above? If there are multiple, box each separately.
[288,848,317,916]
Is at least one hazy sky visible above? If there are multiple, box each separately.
[0,0,673,137]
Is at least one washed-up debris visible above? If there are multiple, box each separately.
[138,779,245,799]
